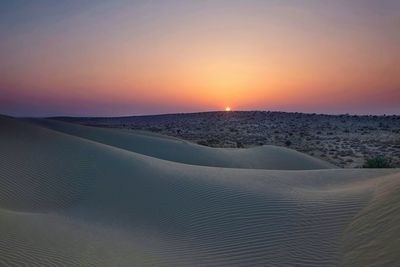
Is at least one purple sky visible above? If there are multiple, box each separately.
[1,0,399,116]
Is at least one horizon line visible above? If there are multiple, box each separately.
[3,109,399,119]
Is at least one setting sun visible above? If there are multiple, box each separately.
[1,1,399,116]
[0,1,399,265]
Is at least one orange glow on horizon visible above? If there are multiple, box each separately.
[225,107,231,112]
[0,1,399,116]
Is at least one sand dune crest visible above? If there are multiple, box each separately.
[0,116,399,266]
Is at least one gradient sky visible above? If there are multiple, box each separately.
[1,0,399,116]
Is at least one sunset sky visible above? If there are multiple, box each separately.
[1,0,399,116]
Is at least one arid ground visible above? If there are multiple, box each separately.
[1,114,399,266]
[57,111,400,168]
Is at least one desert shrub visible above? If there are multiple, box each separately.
[285,140,292,146]
[363,156,393,168]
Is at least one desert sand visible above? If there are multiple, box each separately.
[60,111,400,168]
[33,119,335,170]
[1,115,399,266]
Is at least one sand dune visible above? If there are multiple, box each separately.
[0,115,399,266]
[33,118,336,170]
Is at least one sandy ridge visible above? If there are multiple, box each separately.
[0,116,399,266]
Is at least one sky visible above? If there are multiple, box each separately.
[1,0,399,116]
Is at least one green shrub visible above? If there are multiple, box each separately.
[363,156,393,168]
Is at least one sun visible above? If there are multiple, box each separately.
[225,106,231,112]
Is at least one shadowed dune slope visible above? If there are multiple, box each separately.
[342,172,400,266]
[0,116,399,266]
[33,118,336,170]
